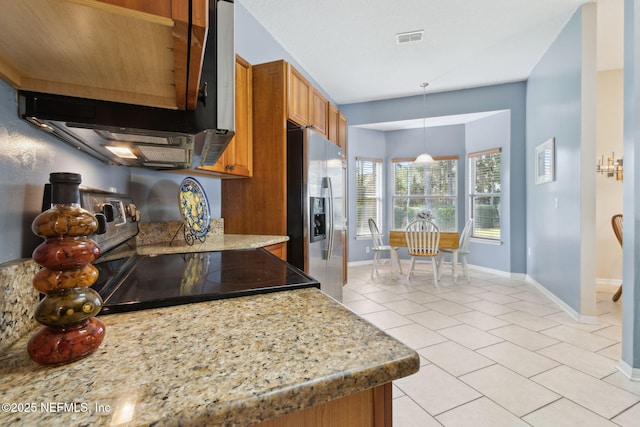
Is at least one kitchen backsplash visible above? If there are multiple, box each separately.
[136,219,224,246]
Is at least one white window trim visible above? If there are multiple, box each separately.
[355,157,383,238]
[468,148,502,241]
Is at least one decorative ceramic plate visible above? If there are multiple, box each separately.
[179,177,211,239]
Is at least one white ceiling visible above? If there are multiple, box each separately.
[239,0,623,108]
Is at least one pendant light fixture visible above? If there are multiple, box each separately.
[414,82,435,164]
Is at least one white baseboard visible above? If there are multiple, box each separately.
[597,278,622,287]
[617,360,640,381]
[348,260,373,267]
[466,264,527,280]
[349,261,620,289]
[463,264,510,277]
[349,259,520,279]
[597,283,620,293]
[525,275,599,324]
[597,278,622,296]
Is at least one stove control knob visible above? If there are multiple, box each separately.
[100,203,115,222]
[126,204,141,222]
[94,213,108,235]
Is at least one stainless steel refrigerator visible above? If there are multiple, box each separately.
[287,125,344,301]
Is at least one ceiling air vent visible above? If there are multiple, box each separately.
[396,30,424,44]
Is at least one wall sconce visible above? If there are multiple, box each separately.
[596,152,623,181]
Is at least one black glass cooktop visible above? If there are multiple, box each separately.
[92,248,320,314]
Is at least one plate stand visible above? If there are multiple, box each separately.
[170,222,210,246]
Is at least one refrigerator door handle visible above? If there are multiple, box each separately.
[324,176,334,260]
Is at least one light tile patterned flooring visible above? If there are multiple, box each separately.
[343,261,640,426]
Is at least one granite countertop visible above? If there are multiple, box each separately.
[0,288,419,426]
[134,220,289,256]
[0,218,290,353]
[136,234,289,256]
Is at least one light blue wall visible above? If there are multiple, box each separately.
[385,126,466,167]
[130,170,221,223]
[0,79,131,263]
[341,82,527,273]
[348,128,386,262]
[525,9,584,313]
[465,111,512,272]
[622,0,640,372]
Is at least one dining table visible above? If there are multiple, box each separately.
[389,230,460,282]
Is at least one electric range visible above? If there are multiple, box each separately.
[43,185,320,314]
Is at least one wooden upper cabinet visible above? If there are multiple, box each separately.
[227,55,253,177]
[287,64,312,126]
[328,102,347,159]
[337,110,348,160]
[0,0,207,110]
[287,63,330,137]
[223,60,289,236]
[310,88,329,138]
[201,55,253,178]
[328,103,339,144]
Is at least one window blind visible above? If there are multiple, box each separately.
[468,149,501,240]
[355,158,383,237]
[391,157,457,231]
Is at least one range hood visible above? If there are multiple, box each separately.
[18,0,235,170]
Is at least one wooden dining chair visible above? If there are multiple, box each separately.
[611,214,623,302]
[405,219,440,286]
[368,218,402,278]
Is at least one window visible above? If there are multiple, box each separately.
[392,157,458,231]
[355,157,383,237]
[469,148,501,240]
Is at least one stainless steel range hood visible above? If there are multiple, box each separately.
[18,0,235,170]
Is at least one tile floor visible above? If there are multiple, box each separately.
[343,260,640,426]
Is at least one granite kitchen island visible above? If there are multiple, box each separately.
[0,288,419,426]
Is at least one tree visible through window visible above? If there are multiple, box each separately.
[469,149,501,240]
[392,157,458,231]
[355,158,383,237]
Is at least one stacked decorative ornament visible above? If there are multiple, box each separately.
[28,173,106,365]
